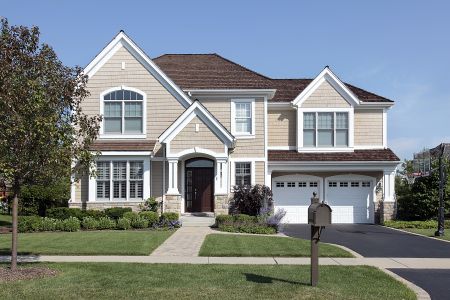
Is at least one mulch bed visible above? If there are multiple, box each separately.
[0,267,59,282]
[0,227,12,234]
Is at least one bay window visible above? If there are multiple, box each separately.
[303,112,349,148]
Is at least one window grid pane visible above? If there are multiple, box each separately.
[336,112,348,129]
[235,162,251,186]
[303,113,316,129]
[318,113,333,129]
[235,102,252,134]
[113,162,127,180]
[103,90,143,135]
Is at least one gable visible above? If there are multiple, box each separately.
[301,80,351,108]
[170,116,225,154]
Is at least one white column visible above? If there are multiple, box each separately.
[383,170,396,202]
[167,159,180,195]
[143,158,150,200]
[265,167,272,187]
[88,163,97,202]
[215,159,228,195]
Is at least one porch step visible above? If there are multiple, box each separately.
[180,215,215,227]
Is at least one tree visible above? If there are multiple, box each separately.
[0,19,101,270]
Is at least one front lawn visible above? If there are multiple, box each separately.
[384,220,450,241]
[0,263,415,299]
[199,234,353,257]
[400,228,450,241]
[0,230,174,255]
[0,214,12,227]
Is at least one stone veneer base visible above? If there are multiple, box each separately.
[69,202,142,212]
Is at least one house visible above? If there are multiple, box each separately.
[70,31,400,224]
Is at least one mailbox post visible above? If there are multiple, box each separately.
[308,192,332,287]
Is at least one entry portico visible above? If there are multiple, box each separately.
[159,101,235,214]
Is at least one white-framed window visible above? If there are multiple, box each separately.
[231,99,255,137]
[96,160,144,201]
[303,112,349,148]
[102,88,145,136]
[235,162,251,186]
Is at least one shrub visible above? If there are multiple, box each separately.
[105,207,132,220]
[131,217,149,229]
[233,214,256,224]
[82,217,99,230]
[160,212,179,222]
[264,209,287,228]
[215,214,234,226]
[54,219,64,231]
[385,220,450,229]
[123,211,139,221]
[97,217,116,230]
[62,217,81,232]
[40,217,57,231]
[46,207,83,220]
[82,210,106,220]
[116,217,131,230]
[139,211,159,226]
[18,216,41,232]
[230,184,273,216]
[139,197,159,212]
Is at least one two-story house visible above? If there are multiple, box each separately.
[70,31,399,224]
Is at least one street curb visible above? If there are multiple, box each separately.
[380,268,431,300]
[383,226,450,244]
[326,242,363,258]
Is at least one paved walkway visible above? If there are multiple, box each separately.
[150,226,213,257]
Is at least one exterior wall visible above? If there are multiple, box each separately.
[83,46,186,156]
[170,116,224,153]
[151,161,164,201]
[74,174,89,203]
[255,161,265,185]
[301,80,351,108]
[214,195,230,215]
[268,109,296,147]
[199,97,265,158]
[354,109,383,146]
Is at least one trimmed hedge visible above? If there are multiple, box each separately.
[139,211,159,226]
[116,218,131,230]
[385,220,450,229]
[105,207,132,220]
[97,217,116,230]
[215,213,277,235]
[82,217,100,230]
[46,207,107,221]
[160,212,179,222]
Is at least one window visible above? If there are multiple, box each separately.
[303,112,349,147]
[96,162,110,199]
[362,181,371,187]
[351,181,360,187]
[340,182,348,187]
[235,162,251,186]
[298,182,307,187]
[232,100,254,136]
[287,182,296,187]
[328,181,337,187]
[309,182,318,187]
[95,160,144,201]
[103,89,144,134]
[276,182,284,188]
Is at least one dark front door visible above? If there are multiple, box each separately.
[185,158,214,212]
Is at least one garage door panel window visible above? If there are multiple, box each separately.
[362,181,371,187]
[303,112,349,148]
[309,182,318,187]
[340,182,348,187]
[287,182,296,187]
[328,181,337,187]
[351,181,360,187]
[298,182,307,187]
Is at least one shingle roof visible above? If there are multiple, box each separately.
[153,54,393,103]
[90,140,156,151]
[268,149,400,162]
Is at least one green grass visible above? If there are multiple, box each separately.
[199,234,353,257]
[401,228,450,241]
[0,214,12,227]
[0,230,174,255]
[0,263,415,300]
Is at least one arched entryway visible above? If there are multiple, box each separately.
[185,158,215,212]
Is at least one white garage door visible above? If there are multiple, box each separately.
[325,175,375,224]
[273,175,321,223]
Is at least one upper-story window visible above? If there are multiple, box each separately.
[231,99,255,137]
[103,89,144,135]
[303,112,348,147]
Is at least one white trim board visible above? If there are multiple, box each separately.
[83,31,192,108]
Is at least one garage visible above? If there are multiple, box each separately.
[325,175,375,224]
[273,175,321,223]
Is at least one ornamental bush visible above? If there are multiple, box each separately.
[139,211,159,226]
[18,216,41,232]
[131,217,148,229]
[82,209,106,220]
[62,217,81,232]
[116,217,131,230]
[46,207,83,220]
[97,217,116,230]
[215,214,234,227]
[230,184,273,216]
[160,212,179,222]
[40,217,57,231]
[82,217,99,230]
[105,207,132,220]
[123,211,139,221]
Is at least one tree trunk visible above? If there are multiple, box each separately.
[11,189,19,271]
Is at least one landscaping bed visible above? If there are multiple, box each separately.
[0,263,415,299]
[199,234,353,257]
[0,230,174,255]
[385,220,450,241]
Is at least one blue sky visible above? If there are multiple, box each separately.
[3,0,449,160]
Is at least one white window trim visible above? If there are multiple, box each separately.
[89,155,150,202]
[99,86,147,139]
[230,160,255,187]
[297,107,354,152]
[231,98,256,138]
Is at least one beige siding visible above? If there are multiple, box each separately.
[83,46,186,156]
[301,80,351,108]
[268,109,296,147]
[170,116,224,153]
[75,174,88,203]
[199,97,265,158]
[151,161,164,200]
[255,161,265,185]
[354,109,383,146]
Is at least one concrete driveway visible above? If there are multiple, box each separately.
[281,224,450,258]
